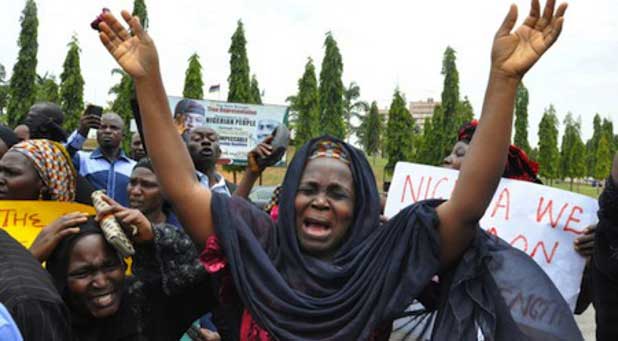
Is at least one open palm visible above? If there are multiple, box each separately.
[98,11,158,79]
[492,0,567,79]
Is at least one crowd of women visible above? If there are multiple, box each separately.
[2,1,618,340]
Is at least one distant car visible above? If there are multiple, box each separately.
[249,185,278,210]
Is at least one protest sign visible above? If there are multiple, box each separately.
[168,96,289,165]
[385,162,599,310]
[0,201,95,248]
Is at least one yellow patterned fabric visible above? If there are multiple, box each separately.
[308,140,351,165]
[11,139,76,202]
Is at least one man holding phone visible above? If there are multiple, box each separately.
[65,104,102,155]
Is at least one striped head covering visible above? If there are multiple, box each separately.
[308,140,350,165]
[10,139,77,201]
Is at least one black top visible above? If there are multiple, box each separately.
[0,229,72,340]
[46,222,215,341]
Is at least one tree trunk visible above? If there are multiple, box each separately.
[569,178,574,192]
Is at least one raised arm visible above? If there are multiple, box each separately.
[436,0,567,265]
[98,11,213,242]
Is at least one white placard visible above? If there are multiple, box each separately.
[385,162,599,310]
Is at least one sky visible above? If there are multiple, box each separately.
[0,0,616,146]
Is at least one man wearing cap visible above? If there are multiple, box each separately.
[174,99,206,132]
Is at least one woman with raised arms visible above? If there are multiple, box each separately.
[95,1,581,339]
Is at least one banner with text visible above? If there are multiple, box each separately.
[385,162,599,310]
[0,201,95,248]
[169,96,289,165]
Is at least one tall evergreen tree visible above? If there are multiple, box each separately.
[291,58,320,147]
[559,113,584,190]
[514,82,531,153]
[250,74,262,104]
[439,46,460,156]
[7,0,38,126]
[183,53,204,99]
[357,101,383,157]
[385,89,415,174]
[59,35,85,132]
[132,0,149,29]
[0,64,9,116]
[586,114,603,177]
[343,82,368,141]
[602,118,615,156]
[318,33,345,138]
[227,20,251,103]
[595,134,611,181]
[109,69,133,150]
[34,73,59,103]
[537,105,560,183]
[417,105,445,165]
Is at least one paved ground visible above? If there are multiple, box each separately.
[575,308,595,340]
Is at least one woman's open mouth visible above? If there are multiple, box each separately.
[302,217,332,240]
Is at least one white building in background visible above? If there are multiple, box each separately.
[409,98,440,132]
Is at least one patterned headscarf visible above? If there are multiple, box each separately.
[10,139,77,201]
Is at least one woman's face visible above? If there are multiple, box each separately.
[295,157,355,259]
[67,234,125,319]
[442,141,470,170]
[127,167,163,216]
[0,151,44,200]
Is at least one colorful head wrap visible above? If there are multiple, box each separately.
[308,140,351,165]
[457,120,542,184]
[10,139,77,201]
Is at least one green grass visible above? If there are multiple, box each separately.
[549,181,600,199]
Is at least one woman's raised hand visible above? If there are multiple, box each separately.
[98,10,158,79]
[492,0,567,80]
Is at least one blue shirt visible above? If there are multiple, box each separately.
[72,148,136,206]
[0,304,22,341]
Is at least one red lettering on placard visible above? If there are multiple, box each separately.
[491,187,511,220]
[431,177,449,197]
[536,197,569,228]
[530,241,559,264]
[424,177,433,199]
[563,206,585,235]
[487,227,499,236]
[401,175,424,203]
[510,234,529,252]
[29,213,44,228]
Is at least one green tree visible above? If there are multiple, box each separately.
[357,101,383,157]
[250,74,262,104]
[227,20,251,103]
[343,82,368,142]
[385,89,415,174]
[416,105,445,165]
[595,134,612,181]
[132,0,149,29]
[586,114,602,177]
[34,73,59,103]
[7,0,38,126]
[291,58,320,147]
[318,32,345,138]
[59,35,85,132]
[109,69,133,150]
[537,105,560,184]
[514,82,531,153]
[183,53,204,99]
[602,118,615,156]
[0,64,9,116]
[439,46,460,156]
[559,113,585,190]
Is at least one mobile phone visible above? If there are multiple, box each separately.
[85,104,103,117]
[90,8,110,31]
[256,124,289,169]
[185,325,206,341]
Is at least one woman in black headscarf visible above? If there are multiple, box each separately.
[40,209,216,341]
[96,1,579,339]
